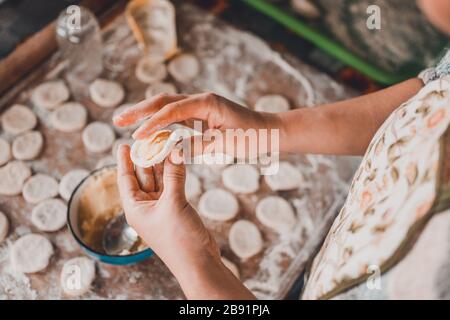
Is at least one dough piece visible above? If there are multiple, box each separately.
[82,122,115,153]
[255,196,297,233]
[1,104,37,135]
[168,53,200,83]
[31,199,67,232]
[0,211,9,244]
[0,161,31,196]
[59,169,90,201]
[145,82,178,99]
[229,220,263,259]
[198,188,239,221]
[112,138,133,159]
[131,124,201,167]
[89,79,125,108]
[0,138,12,166]
[11,234,54,273]
[221,257,240,279]
[51,102,88,132]
[222,164,260,194]
[254,94,290,113]
[22,174,59,204]
[264,161,303,191]
[60,257,96,297]
[12,131,44,160]
[185,171,201,200]
[95,156,116,169]
[135,56,167,84]
[31,80,69,110]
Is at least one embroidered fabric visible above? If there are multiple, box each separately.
[419,49,450,84]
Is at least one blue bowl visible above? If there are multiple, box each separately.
[67,165,154,265]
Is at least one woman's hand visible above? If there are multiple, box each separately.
[113,92,282,139]
[116,144,255,299]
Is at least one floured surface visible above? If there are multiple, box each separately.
[0,3,357,299]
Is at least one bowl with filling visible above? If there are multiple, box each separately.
[67,165,153,265]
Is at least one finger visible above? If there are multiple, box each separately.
[153,162,164,193]
[161,149,186,196]
[113,94,187,127]
[135,166,155,193]
[117,144,141,200]
[132,93,215,139]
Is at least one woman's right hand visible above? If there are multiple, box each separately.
[113,92,282,139]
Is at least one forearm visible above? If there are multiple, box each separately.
[276,78,423,156]
[173,252,255,300]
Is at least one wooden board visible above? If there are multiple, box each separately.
[0,2,357,299]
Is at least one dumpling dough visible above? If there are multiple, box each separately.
[198,188,239,221]
[82,122,115,153]
[11,234,54,273]
[12,131,44,160]
[168,53,200,83]
[145,82,177,99]
[89,79,125,108]
[254,94,290,113]
[31,80,69,110]
[264,161,303,191]
[59,169,90,201]
[1,104,37,135]
[60,256,96,297]
[32,199,67,232]
[51,102,88,132]
[0,161,31,196]
[222,164,260,194]
[221,257,240,279]
[0,138,12,166]
[185,171,202,200]
[0,211,9,244]
[135,56,167,84]
[229,220,263,259]
[22,174,59,204]
[255,196,297,233]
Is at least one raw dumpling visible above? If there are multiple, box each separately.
[229,220,263,259]
[12,131,44,160]
[31,199,67,232]
[264,161,303,191]
[89,79,125,108]
[31,80,69,110]
[82,122,115,153]
[198,188,239,221]
[60,257,96,297]
[168,53,200,83]
[10,234,54,273]
[1,104,37,135]
[222,164,260,194]
[255,196,297,233]
[0,161,31,196]
[22,174,59,204]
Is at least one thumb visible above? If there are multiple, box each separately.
[162,148,186,196]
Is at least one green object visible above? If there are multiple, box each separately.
[241,0,409,85]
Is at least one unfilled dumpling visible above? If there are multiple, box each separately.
[222,164,260,194]
[229,220,263,259]
[264,161,303,191]
[198,188,239,221]
[255,196,297,233]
